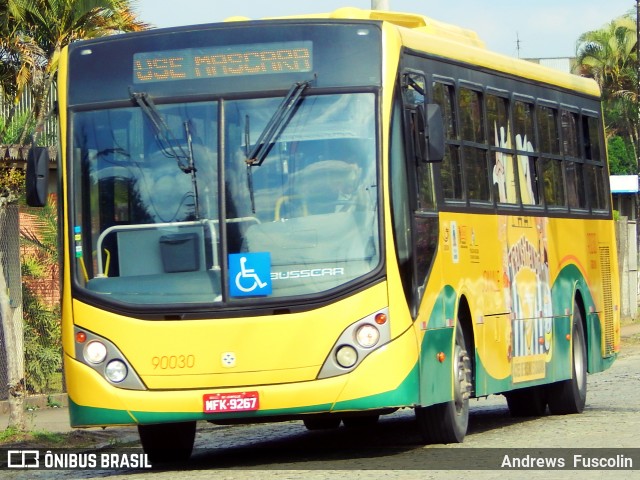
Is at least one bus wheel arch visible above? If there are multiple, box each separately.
[573,290,589,371]
[415,297,473,444]
[456,296,476,395]
[547,293,588,414]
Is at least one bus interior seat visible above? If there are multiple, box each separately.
[117,227,206,276]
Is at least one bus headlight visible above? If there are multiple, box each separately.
[74,327,146,390]
[317,308,391,379]
[84,341,107,364]
[105,360,128,383]
[355,324,380,348]
[336,345,358,368]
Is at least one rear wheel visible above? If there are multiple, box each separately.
[505,385,547,417]
[547,303,587,414]
[415,324,472,443]
[138,421,196,464]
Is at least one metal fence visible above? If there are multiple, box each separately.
[0,80,62,407]
[0,84,58,144]
[0,203,63,402]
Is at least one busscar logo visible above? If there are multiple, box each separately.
[7,450,39,468]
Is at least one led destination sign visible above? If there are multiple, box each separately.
[134,41,312,83]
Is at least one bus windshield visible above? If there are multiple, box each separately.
[71,92,379,306]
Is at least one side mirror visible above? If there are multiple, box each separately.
[425,104,445,162]
[25,146,50,207]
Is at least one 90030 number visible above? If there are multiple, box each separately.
[152,354,195,370]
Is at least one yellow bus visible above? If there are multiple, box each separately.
[27,7,620,460]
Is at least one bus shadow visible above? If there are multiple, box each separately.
[141,401,547,471]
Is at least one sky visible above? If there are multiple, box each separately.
[133,0,634,59]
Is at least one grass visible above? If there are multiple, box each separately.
[0,415,139,449]
[0,426,69,447]
[0,425,137,449]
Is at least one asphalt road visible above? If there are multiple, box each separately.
[4,329,640,480]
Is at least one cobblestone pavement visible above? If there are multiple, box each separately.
[5,338,640,480]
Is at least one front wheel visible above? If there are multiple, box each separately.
[138,421,196,464]
[547,303,587,414]
[302,415,341,430]
[342,414,379,429]
[415,324,472,444]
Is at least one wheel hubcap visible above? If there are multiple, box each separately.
[453,343,472,414]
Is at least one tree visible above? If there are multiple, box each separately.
[21,197,61,394]
[0,0,149,432]
[608,135,637,174]
[0,0,44,142]
[6,0,149,144]
[575,14,639,172]
[576,15,637,96]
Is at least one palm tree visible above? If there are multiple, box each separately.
[575,14,638,171]
[0,0,149,432]
[21,197,61,394]
[576,15,637,97]
[7,0,150,144]
[0,0,44,142]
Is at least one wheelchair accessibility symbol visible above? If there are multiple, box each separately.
[229,252,272,297]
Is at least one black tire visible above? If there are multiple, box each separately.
[138,421,196,464]
[547,303,587,414]
[415,324,472,444]
[342,414,380,429]
[302,415,341,430]
[505,385,547,417]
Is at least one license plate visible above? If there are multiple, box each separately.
[203,391,259,413]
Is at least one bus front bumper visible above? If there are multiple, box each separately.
[66,328,420,427]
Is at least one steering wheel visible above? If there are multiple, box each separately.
[274,195,308,220]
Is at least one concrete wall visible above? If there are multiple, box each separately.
[616,217,638,320]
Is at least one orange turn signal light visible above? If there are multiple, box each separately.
[375,313,387,325]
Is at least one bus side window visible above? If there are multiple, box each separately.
[487,94,518,204]
[584,163,608,211]
[460,87,490,202]
[526,101,565,209]
[583,115,602,161]
[532,104,561,207]
[514,100,539,206]
[403,72,436,210]
[561,110,586,209]
[583,115,608,211]
[433,81,462,201]
[542,157,566,207]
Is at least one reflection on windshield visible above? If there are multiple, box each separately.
[72,93,379,306]
[227,94,379,298]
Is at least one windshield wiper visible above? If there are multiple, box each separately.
[244,81,311,212]
[245,80,310,167]
[131,90,200,218]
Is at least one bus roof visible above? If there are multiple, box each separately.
[228,7,484,48]
[226,7,600,98]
